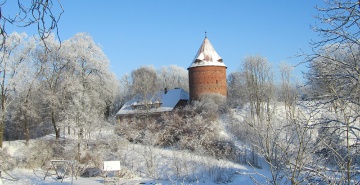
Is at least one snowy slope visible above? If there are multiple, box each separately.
[1,141,271,184]
[0,109,274,185]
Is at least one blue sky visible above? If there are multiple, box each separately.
[4,1,324,82]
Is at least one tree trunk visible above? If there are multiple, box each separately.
[0,69,6,148]
[0,112,4,149]
[346,117,351,185]
[77,142,81,162]
[0,93,5,148]
[24,96,30,144]
[24,114,29,144]
[51,108,60,140]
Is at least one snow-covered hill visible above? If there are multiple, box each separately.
[1,141,272,184]
[0,107,279,185]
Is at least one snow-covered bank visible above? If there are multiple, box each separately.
[1,137,271,185]
[2,167,271,185]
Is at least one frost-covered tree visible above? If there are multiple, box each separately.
[242,55,274,119]
[34,34,66,140]
[119,65,188,115]
[278,62,298,119]
[230,55,275,170]
[158,65,188,92]
[131,66,159,98]
[21,33,118,142]
[0,0,63,146]
[62,33,118,134]
[53,33,118,160]
[227,71,248,108]
[115,73,132,114]
[128,65,188,99]
[229,60,316,184]
[0,32,34,148]
[7,37,42,144]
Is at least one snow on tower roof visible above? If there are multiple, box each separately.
[188,37,226,69]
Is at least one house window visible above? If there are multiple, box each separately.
[131,101,162,110]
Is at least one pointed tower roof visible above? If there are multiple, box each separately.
[188,37,226,69]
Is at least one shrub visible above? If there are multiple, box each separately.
[116,107,239,162]
[80,167,102,177]
[192,93,227,120]
[0,147,16,171]
[21,140,66,169]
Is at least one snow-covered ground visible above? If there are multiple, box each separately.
[1,101,358,184]
[1,139,272,185]
[1,167,272,185]
[0,107,278,185]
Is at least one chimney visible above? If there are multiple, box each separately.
[164,87,168,94]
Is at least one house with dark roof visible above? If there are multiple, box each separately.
[116,88,189,123]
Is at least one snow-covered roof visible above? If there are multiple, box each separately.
[188,37,226,69]
[116,88,189,115]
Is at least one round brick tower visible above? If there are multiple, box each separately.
[188,36,227,101]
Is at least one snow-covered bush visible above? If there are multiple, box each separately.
[115,168,137,179]
[116,107,238,162]
[80,167,102,177]
[15,140,65,168]
[206,161,236,183]
[192,93,228,119]
[79,151,103,168]
[0,147,16,171]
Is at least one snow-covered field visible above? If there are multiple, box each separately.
[1,138,272,185]
[3,101,344,185]
[1,167,271,185]
[0,106,284,185]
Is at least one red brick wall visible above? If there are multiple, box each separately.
[188,66,227,101]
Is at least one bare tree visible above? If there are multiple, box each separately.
[242,55,274,119]
[229,60,319,184]
[115,74,132,114]
[234,55,276,170]
[227,71,247,108]
[0,0,63,49]
[158,65,188,92]
[131,66,159,98]
[278,62,298,119]
[305,0,360,184]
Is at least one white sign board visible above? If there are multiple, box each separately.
[103,161,121,171]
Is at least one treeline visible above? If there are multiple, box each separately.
[0,32,191,148]
[117,65,189,108]
[0,33,118,146]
